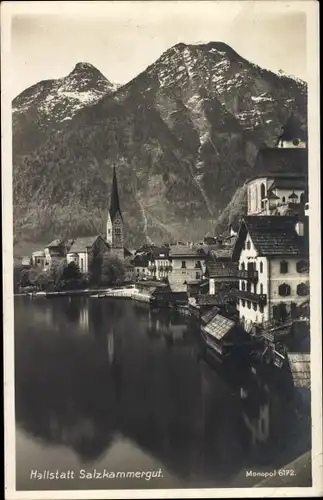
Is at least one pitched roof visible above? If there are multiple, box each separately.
[206,262,238,279]
[201,306,220,325]
[169,244,203,257]
[209,247,233,261]
[47,239,64,248]
[248,148,308,181]
[267,190,280,200]
[68,236,103,253]
[109,166,122,221]
[151,246,170,258]
[232,216,309,259]
[270,178,306,191]
[32,250,45,257]
[203,314,250,342]
[132,254,149,266]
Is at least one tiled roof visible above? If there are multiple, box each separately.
[132,254,149,266]
[201,306,220,325]
[209,247,233,261]
[68,236,102,253]
[32,250,45,257]
[270,178,306,190]
[203,314,249,343]
[233,216,309,258]
[203,314,236,340]
[169,244,201,257]
[150,246,170,258]
[197,294,221,306]
[247,148,308,182]
[206,262,238,278]
[47,239,64,248]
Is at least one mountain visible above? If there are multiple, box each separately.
[12,62,118,155]
[12,42,307,250]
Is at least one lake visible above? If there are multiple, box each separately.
[14,296,311,490]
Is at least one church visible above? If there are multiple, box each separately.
[66,165,126,274]
[107,165,125,261]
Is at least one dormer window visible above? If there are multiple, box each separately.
[293,138,300,146]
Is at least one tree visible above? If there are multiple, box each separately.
[101,254,125,286]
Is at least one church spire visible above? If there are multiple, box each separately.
[109,166,122,221]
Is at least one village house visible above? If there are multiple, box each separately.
[44,239,69,269]
[131,253,150,280]
[204,261,238,295]
[66,235,109,274]
[31,250,46,268]
[147,246,172,281]
[168,244,206,292]
[232,216,309,329]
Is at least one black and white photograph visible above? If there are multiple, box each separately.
[2,1,322,498]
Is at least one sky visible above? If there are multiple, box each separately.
[10,1,307,98]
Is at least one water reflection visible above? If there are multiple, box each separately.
[14,296,311,490]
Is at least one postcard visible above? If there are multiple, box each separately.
[2,1,322,498]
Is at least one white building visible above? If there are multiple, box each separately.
[168,244,206,292]
[232,216,309,327]
[67,235,109,274]
[148,247,172,281]
[246,152,307,217]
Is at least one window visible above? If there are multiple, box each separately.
[260,283,264,294]
[297,283,309,296]
[282,196,286,203]
[241,300,246,307]
[296,260,308,273]
[196,272,201,280]
[246,241,251,250]
[253,303,257,311]
[300,193,304,203]
[260,261,263,274]
[241,281,246,291]
[278,283,291,296]
[259,304,264,314]
[80,258,84,272]
[115,227,122,236]
[293,138,300,146]
[260,183,266,209]
[260,183,266,200]
[246,282,251,293]
[241,262,245,271]
[247,301,251,309]
[108,229,111,234]
[181,261,186,269]
[195,261,201,269]
[280,261,288,274]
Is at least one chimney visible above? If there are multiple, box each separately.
[295,221,304,236]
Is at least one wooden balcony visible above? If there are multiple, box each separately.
[236,289,267,305]
[237,269,258,282]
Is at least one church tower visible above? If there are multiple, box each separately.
[107,166,124,261]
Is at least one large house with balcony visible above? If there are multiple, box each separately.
[232,216,309,328]
[168,244,206,292]
[147,246,172,281]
